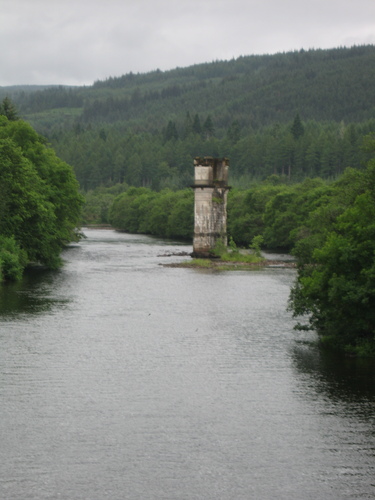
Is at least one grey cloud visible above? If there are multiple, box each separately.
[0,0,374,86]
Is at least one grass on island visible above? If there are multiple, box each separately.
[181,236,267,270]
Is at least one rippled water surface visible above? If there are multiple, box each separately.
[1,229,375,499]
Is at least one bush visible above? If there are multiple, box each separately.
[0,236,28,281]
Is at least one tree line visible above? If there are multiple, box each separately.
[48,116,375,191]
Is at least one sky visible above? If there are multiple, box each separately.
[1,0,375,87]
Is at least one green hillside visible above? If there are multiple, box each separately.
[2,45,375,189]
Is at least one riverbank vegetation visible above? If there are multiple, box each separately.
[0,104,83,281]
[289,144,375,357]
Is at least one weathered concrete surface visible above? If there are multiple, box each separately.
[192,157,230,257]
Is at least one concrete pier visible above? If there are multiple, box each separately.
[192,157,230,258]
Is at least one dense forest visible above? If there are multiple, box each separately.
[1,45,375,190]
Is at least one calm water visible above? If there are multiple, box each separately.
[1,229,374,500]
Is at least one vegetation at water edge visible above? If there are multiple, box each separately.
[0,101,83,281]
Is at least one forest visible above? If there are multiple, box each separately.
[1,45,375,190]
[1,44,375,354]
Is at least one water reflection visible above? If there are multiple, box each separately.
[292,342,375,405]
[0,267,69,318]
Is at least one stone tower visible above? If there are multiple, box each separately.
[192,157,230,258]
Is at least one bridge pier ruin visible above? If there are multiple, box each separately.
[192,157,230,258]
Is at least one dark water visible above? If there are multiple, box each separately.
[1,229,374,500]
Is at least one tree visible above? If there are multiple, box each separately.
[226,120,241,144]
[182,112,193,138]
[163,120,179,142]
[0,116,83,277]
[166,190,194,239]
[203,115,215,139]
[126,153,143,186]
[0,97,18,121]
[289,155,375,356]
[0,235,27,281]
[291,113,304,140]
[192,114,202,136]
[0,137,58,267]
[109,187,155,232]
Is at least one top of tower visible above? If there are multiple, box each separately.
[194,157,229,167]
[193,157,229,187]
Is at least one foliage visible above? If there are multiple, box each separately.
[289,152,375,355]
[263,178,333,250]
[218,251,265,264]
[30,117,375,191]
[249,235,264,258]
[227,184,283,247]
[82,184,128,224]
[0,115,83,280]
[0,97,19,121]
[0,236,27,281]
[109,187,194,240]
[212,236,265,264]
[291,113,304,140]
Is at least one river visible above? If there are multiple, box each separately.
[1,228,374,499]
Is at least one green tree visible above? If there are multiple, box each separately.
[192,114,202,136]
[0,97,18,121]
[226,120,241,144]
[202,115,215,139]
[291,113,304,140]
[109,187,155,232]
[163,121,179,142]
[289,156,375,355]
[0,235,28,281]
[0,117,83,276]
[182,112,193,138]
[166,190,194,239]
[126,153,143,186]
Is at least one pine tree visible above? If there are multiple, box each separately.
[0,97,19,121]
[203,115,215,139]
[291,113,304,140]
[192,114,202,135]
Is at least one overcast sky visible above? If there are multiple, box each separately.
[1,0,375,87]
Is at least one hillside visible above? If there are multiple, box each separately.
[1,45,374,134]
[1,45,375,189]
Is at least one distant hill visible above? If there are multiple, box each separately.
[2,45,375,190]
[2,44,375,137]
[0,84,62,93]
